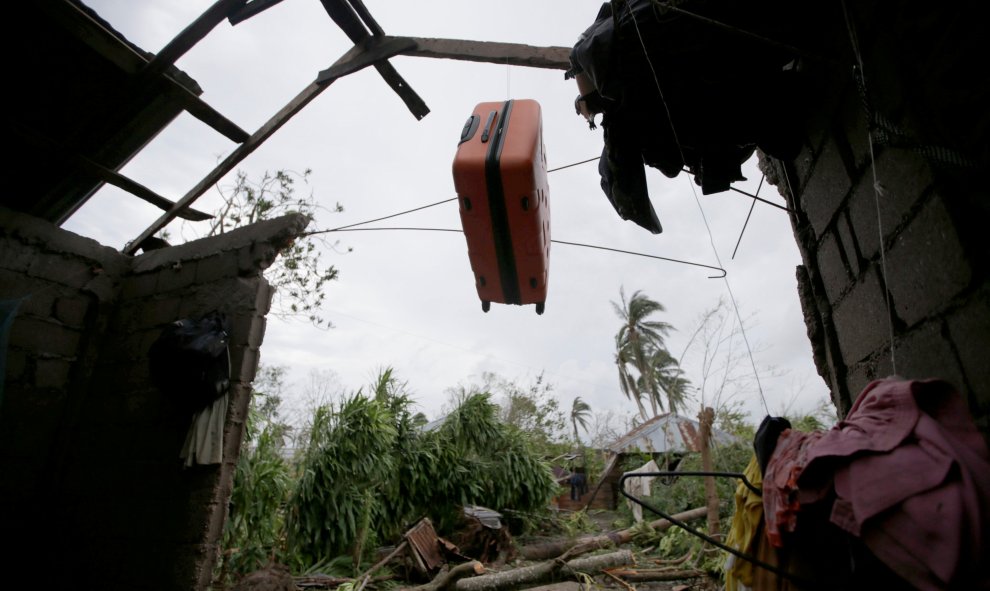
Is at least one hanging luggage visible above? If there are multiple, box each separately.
[452,99,550,314]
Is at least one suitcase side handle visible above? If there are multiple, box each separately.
[459,115,481,145]
[480,110,498,143]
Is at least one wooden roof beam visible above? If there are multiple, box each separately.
[124,38,412,254]
[318,0,430,120]
[397,36,571,71]
[228,0,287,26]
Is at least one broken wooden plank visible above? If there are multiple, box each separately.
[141,0,247,80]
[318,0,429,120]
[228,0,287,25]
[400,37,571,71]
[14,125,212,221]
[124,36,390,253]
[348,0,384,36]
[44,0,249,144]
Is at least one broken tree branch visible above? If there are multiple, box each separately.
[409,560,486,591]
[519,507,708,561]
[456,549,634,591]
[604,568,706,582]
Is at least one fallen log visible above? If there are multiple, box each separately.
[604,568,706,582]
[519,507,708,561]
[456,549,634,591]
[409,560,486,591]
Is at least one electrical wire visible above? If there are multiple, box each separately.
[625,1,770,416]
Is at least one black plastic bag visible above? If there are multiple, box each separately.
[149,311,231,414]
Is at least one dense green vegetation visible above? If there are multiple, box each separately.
[217,369,561,584]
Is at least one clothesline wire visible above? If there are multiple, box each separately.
[841,0,897,375]
[321,227,727,278]
[625,2,770,417]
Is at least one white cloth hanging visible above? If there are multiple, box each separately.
[180,393,228,467]
[623,459,660,522]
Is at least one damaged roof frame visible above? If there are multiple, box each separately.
[118,0,572,254]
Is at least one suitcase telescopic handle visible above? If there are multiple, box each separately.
[480,110,498,143]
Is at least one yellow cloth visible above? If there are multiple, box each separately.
[724,454,764,591]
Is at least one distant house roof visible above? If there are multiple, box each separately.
[608,413,739,454]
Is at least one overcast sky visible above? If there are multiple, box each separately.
[65,0,832,430]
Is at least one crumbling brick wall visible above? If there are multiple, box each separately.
[761,2,989,437]
[0,207,308,590]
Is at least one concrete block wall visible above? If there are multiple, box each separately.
[761,1,989,437]
[0,208,308,589]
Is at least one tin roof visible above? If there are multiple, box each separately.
[608,413,739,454]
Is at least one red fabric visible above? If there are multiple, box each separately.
[761,427,824,547]
[792,378,990,590]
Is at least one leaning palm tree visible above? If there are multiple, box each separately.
[644,348,691,415]
[612,288,674,421]
[570,397,592,443]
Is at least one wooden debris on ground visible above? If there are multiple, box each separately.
[604,567,706,582]
[518,507,708,561]
[455,549,635,591]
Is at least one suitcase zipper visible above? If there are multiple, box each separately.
[484,100,521,305]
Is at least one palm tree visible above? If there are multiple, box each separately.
[612,288,673,421]
[643,348,691,415]
[570,397,592,443]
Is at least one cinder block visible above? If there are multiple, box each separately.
[885,195,970,328]
[946,292,990,414]
[194,253,236,283]
[9,316,82,358]
[229,345,260,384]
[156,260,199,293]
[847,147,934,261]
[800,136,854,236]
[816,230,852,305]
[836,214,862,277]
[35,358,73,389]
[0,240,36,273]
[121,272,159,300]
[892,319,966,391]
[27,253,93,288]
[54,296,91,328]
[839,88,874,172]
[832,267,893,364]
[137,297,182,329]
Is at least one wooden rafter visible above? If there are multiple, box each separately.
[318,0,430,120]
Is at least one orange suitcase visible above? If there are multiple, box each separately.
[453,99,550,314]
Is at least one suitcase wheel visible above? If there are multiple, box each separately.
[535,302,545,315]
[482,301,491,313]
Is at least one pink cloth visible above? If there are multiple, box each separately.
[761,427,824,547]
[796,378,990,590]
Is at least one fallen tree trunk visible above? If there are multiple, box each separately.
[410,560,486,591]
[519,507,708,561]
[605,568,706,582]
[456,549,634,591]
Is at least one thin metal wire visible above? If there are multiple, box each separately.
[625,3,770,416]
[841,0,896,375]
[732,175,765,259]
[318,227,727,277]
[303,197,456,235]
[548,156,601,173]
